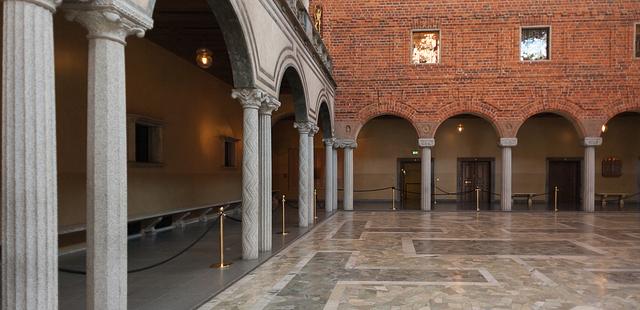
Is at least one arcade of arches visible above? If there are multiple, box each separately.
[2,0,640,309]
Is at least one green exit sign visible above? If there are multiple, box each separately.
[412,150,419,155]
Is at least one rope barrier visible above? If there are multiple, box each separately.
[59,204,242,275]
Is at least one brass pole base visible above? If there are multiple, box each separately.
[211,262,232,269]
[278,231,289,236]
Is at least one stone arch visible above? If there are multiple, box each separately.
[277,64,309,122]
[602,106,640,127]
[202,0,255,88]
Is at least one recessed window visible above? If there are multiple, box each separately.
[412,30,440,64]
[520,27,550,61]
[223,137,238,168]
[635,24,640,58]
[127,115,164,165]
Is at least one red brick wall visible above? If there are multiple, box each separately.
[311,0,640,138]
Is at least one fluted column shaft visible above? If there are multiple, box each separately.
[232,89,268,259]
[258,98,280,252]
[324,139,334,213]
[332,147,338,211]
[2,1,59,309]
[499,138,517,212]
[294,122,313,227]
[418,139,435,211]
[65,8,151,309]
[583,137,602,212]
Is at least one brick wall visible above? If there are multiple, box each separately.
[310,0,640,138]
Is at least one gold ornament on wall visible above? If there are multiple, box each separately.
[314,5,323,34]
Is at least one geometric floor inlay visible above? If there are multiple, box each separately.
[199,211,640,310]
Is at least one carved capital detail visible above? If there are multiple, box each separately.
[294,121,315,135]
[499,138,518,147]
[259,96,281,115]
[232,88,269,110]
[21,0,61,12]
[323,138,335,146]
[65,9,146,44]
[583,137,603,147]
[418,138,435,148]
[334,138,357,149]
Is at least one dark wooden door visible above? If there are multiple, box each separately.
[458,159,492,209]
[548,159,581,211]
[400,161,421,210]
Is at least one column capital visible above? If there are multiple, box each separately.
[418,138,435,148]
[232,88,270,110]
[499,138,518,147]
[259,96,281,115]
[323,138,336,147]
[334,138,357,149]
[582,137,603,147]
[64,0,154,44]
[294,121,317,135]
[19,0,61,12]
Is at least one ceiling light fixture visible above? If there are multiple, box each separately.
[196,48,213,69]
[457,123,464,133]
[601,124,607,133]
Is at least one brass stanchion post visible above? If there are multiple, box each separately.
[211,207,231,269]
[280,195,288,235]
[392,187,396,211]
[554,186,559,212]
[476,187,480,212]
[314,189,318,220]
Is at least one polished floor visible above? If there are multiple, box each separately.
[201,211,640,309]
[58,204,330,310]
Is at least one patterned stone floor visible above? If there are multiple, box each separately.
[199,211,640,309]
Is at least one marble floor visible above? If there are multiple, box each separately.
[200,211,640,309]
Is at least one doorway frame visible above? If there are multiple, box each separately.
[546,157,583,209]
[456,157,496,206]
[397,157,421,209]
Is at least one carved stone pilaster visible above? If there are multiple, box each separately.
[2,0,60,308]
[232,88,268,259]
[323,138,335,213]
[258,96,280,252]
[294,121,314,227]
[306,124,319,225]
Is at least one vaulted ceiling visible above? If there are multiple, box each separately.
[146,0,233,85]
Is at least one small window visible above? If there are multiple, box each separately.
[223,137,238,168]
[635,24,640,58]
[412,30,440,64]
[127,115,164,165]
[521,27,550,61]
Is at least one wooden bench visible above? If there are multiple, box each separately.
[596,193,626,209]
[512,193,537,209]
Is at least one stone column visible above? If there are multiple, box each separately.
[307,125,319,225]
[332,147,338,211]
[2,0,60,308]
[258,97,280,252]
[294,121,313,227]
[324,138,335,213]
[336,139,357,210]
[418,139,435,211]
[582,137,602,212]
[231,89,267,259]
[65,7,151,309]
[499,138,518,212]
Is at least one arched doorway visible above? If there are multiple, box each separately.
[597,112,640,211]
[354,115,419,210]
[433,114,501,211]
[515,113,583,211]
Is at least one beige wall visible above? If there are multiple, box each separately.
[52,16,244,228]
[350,114,640,204]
